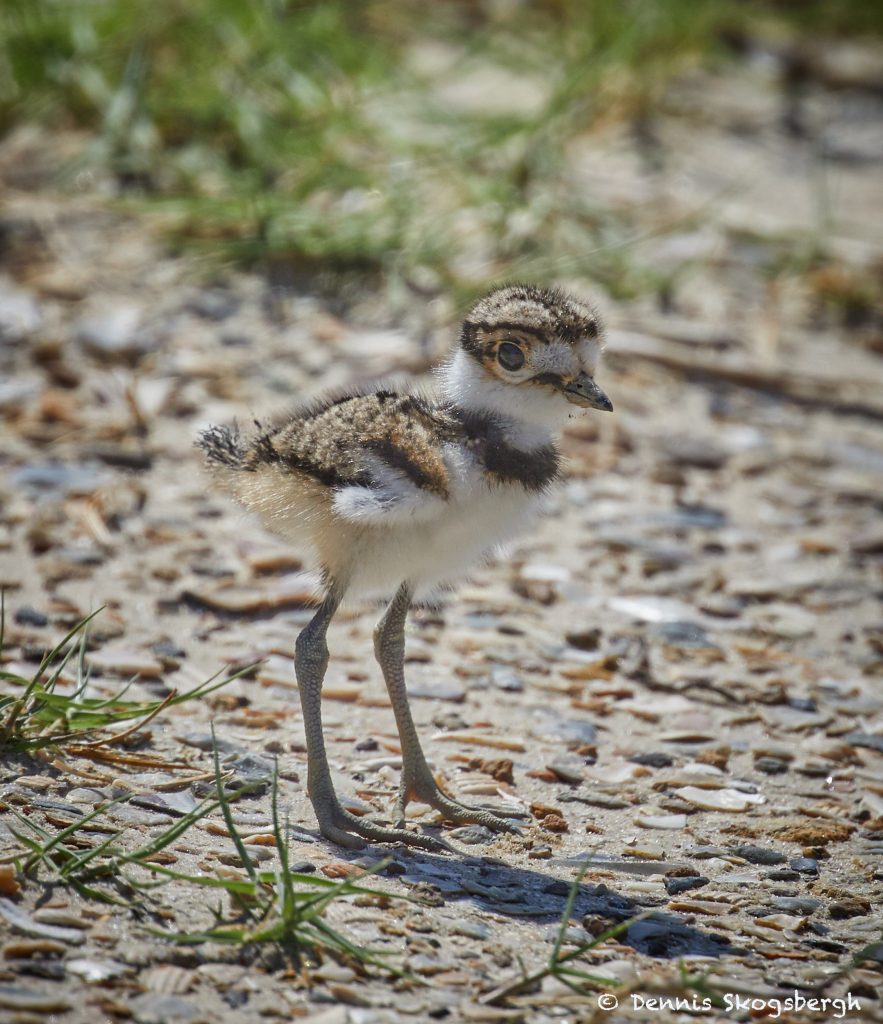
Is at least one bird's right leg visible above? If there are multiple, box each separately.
[295,582,444,851]
[374,582,515,834]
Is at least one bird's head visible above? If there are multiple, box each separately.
[441,284,611,431]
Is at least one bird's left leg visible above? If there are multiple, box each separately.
[374,582,515,833]
[296,580,447,852]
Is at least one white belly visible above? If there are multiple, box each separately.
[345,483,541,598]
[232,440,551,601]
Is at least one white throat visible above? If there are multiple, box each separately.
[436,348,573,450]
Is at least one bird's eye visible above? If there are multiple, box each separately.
[497,342,525,371]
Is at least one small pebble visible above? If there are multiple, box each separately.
[788,697,817,712]
[13,607,48,627]
[489,665,524,692]
[177,733,240,754]
[450,921,489,940]
[32,910,88,929]
[846,732,883,755]
[407,680,466,702]
[0,899,85,945]
[532,717,597,746]
[67,958,130,982]
[13,462,110,496]
[546,761,584,784]
[0,280,42,342]
[544,924,591,945]
[312,962,356,984]
[287,860,317,874]
[731,845,787,865]
[76,303,144,357]
[608,595,696,623]
[88,646,164,678]
[623,842,665,860]
[790,858,819,874]
[541,814,569,833]
[684,845,726,859]
[664,876,709,895]
[566,793,630,810]
[565,627,601,651]
[0,986,71,1012]
[184,573,318,613]
[448,825,495,845]
[224,753,274,787]
[629,751,674,768]
[829,897,870,919]
[634,813,687,830]
[153,640,186,660]
[131,993,201,1023]
[771,896,822,914]
[2,940,66,958]
[187,288,238,321]
[675,787,765,812]
[652,621,715,648]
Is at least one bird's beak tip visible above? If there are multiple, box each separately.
[560,373,613,412]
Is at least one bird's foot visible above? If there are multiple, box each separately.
[314,797,449,853]
[396,771,517,834]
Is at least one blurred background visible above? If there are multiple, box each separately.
[2,0,882,316]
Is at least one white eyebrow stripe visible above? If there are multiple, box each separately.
[529,341,575,376]
[578,339,600,372]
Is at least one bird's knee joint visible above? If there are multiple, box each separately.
[373,615,396,652]
[296,625,329,669]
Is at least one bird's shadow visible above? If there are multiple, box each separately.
[325,842,742,960]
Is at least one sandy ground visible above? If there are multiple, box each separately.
[1,42,882,1024]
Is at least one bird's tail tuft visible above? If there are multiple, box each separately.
[196,424,248,470]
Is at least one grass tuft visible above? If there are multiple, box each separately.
[146,742,411,972]
[1,600,407,972]
[0,599,249,757]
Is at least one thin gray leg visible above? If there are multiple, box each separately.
[374,582,514,833]
[295,581,444,851]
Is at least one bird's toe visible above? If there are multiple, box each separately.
[330,806,448,852]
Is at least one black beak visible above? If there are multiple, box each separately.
[559,372,613,412]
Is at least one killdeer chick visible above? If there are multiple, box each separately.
[198,284,612,850]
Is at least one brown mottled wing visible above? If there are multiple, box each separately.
[250,391,456,520]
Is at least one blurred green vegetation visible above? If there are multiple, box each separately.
[1,0,880,298]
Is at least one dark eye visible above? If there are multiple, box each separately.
[497,342,525,371]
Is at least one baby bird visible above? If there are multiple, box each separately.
[198,284,612,850]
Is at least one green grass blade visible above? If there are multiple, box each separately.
[296,857,391,920]
[145,925,250,944]
[124,861,260,895]
[115,781,260,869]
[70,624,92,701]
[268,764,296,921]
[22,796,127,873]
[33,608,105,692]
[550,861,589,968]
[7,826,43,857]
[168,663,259,706]
[60,829,125,877]
[7,806,52,843]
[211,727,259,884]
